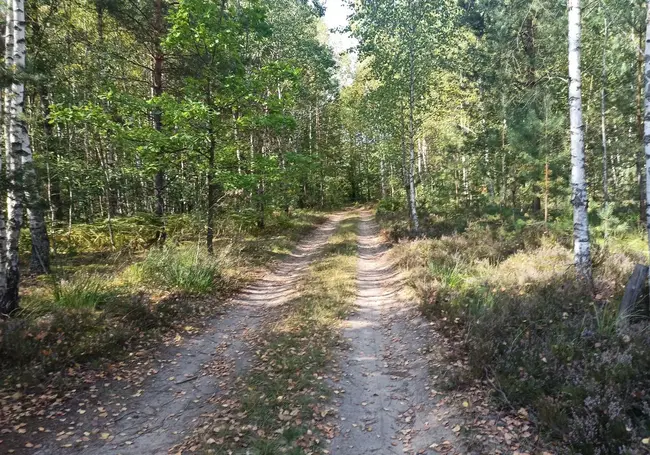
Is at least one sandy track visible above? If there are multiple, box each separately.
[26,212,348,455]
[331,213,461,455]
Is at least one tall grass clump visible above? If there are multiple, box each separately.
[139,245,230,294]
[52,276,111,310]
[20,275,115,319]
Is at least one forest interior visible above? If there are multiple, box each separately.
[3,0,650,453]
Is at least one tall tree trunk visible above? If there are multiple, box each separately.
[601,11,609,210]
[568,0,593,283]
[638,26,646,225]
[97,141,116,250]
[380,156,386,199]
[461,154,469,204]
[206,123,217,254]
[152,0,166,244]
[543,98,549,224]
[407,18,420,233]
[0,12,11,315]
[25,147,50,274]
[544,160,549,224]
[2,0,30,313]
[24,94,51,275]
[644,0,650,293]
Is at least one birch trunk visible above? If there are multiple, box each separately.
[2,0,30,313]
[462,154,469,204]
[568,0,593,283]
[0,8,11,314]
[643,0,650,291]
[380,156,386,199]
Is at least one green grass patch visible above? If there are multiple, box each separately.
[136,246,225,294]
[192,216,359,455]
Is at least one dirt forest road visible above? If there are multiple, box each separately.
[27,212,348,455]
[9,211,466,455]
[331,213,461,455]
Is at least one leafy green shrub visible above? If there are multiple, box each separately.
[376,197,404,215]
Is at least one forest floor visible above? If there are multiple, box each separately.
[1,210,531,455]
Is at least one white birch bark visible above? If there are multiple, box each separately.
[0,3,12,313]
[643,0,650,290]
[1,0,28,312]
[568,0,593,283]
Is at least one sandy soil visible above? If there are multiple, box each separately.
[330,212,462,455]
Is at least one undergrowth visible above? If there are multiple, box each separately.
[383,210,650,454]
[0,210,327,388]
[191,216,359,455]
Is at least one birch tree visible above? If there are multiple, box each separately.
[0,3,12,315]
[643,0,650,284]
[1,0,29,313]
[568,0,593,283]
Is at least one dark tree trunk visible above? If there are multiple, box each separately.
[152,0,166,245]
[206,129,216,254]
[40,91,62,221]
[637,27,646,225]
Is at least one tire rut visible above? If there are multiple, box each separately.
[331,212,461,455]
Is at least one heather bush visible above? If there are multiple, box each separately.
[390,218,650,454]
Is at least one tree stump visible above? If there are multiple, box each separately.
[618,264,649,327]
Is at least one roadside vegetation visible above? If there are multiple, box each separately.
[380,205,650,454]
[0,210,326,389]
[186,216,359,455]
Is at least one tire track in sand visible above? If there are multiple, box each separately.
[331,212,461,455]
